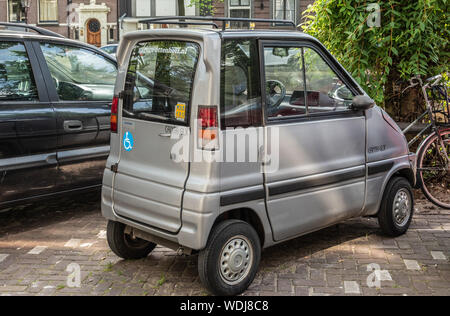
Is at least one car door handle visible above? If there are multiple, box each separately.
[64,120,83,132]
[159,133,171,138]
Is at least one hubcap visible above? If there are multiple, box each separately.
[219,236,253,285]
[393,189,412,227]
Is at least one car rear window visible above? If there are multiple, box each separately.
[122,40,200,125]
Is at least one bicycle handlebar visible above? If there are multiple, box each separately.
[426,74,442,83]
[403,74,444,94]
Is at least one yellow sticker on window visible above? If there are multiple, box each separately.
[175,103,186,121]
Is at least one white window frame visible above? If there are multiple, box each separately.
[228,0,252,17]
[228,0,252,28]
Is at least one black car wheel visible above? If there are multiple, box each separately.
[198,220,261,296]
[107,220,156,259]
[378,177,414,237]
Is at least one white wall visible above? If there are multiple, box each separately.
[136,0,151,17]
[155,0,177,16]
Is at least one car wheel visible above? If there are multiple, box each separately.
[378,177,414,237]
[107,220,156,259]
[198,220,261,296]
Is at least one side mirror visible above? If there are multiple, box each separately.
[272,47,289,58]
[351,95,375,111]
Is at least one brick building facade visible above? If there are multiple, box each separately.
[118,0,315,35]
[0,0,118,46]
[0,1,316,45]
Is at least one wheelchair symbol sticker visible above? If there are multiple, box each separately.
[123,131,134,152]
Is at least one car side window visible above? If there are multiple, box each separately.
[221,39,262,128]
[0,41,38,101]
[264,46,306,118]
[40,43,117,101]
[102,46,116,55]
[263,45,354,119]
[303,47,354,113]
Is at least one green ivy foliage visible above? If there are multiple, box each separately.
[188,0,224,16]
[301,0,449,107]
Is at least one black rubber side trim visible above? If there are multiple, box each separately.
[268,167,366,197]
[368,161,394,176]
[220,188,266,207]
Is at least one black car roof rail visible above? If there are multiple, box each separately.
[0,22,65,38]
[145,20,220,28]
[138,16,297,31]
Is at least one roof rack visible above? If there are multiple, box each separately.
[138,16,297,31]
[146,20,220,29]
[0,22,65,38]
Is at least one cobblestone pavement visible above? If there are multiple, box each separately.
[0,192,448,296]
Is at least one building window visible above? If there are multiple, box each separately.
[229,0,251,29]
[39,0,58,23]
[8,0,26,22]
[109,28,115,41]
[274,0,296,24]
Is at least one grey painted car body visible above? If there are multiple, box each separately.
[101,29,415,251]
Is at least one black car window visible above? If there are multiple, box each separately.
[221,39,262,128]
[0,41,38,101]
[40,43,117,101]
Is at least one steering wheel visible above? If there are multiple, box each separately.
[266,80,286,108]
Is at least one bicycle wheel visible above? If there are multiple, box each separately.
[417,128,450,209]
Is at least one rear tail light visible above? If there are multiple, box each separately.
[198,105,219,150]
[111,96,118,133]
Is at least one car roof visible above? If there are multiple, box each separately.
[217,29,316,40]
[121,28,316,42]
[0,30,116,63]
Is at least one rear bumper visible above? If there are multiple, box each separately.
[101,183,217,250]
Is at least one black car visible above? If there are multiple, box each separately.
[0,24,117,209]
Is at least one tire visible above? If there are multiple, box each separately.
[198,220,261,296]
[107,220,156,259]
[417,129,450,209]
[378,177,414,237]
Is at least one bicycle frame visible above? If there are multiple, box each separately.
[404,75,450,172]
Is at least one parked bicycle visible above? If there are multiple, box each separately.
[402,74,449,209]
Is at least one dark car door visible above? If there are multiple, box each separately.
[34,41,117,191]
[0,39,58,206]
